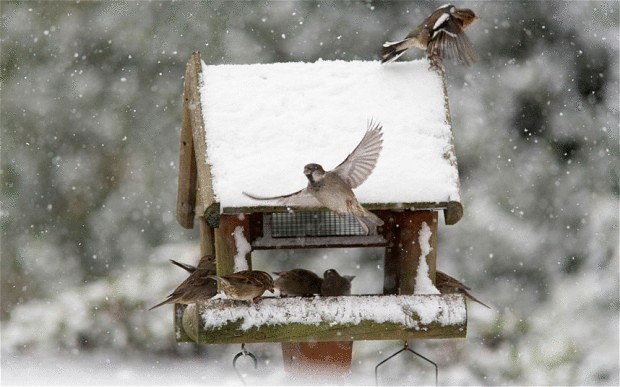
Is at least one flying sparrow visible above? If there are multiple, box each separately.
[208,270,275,303]
[243,121,384,235]
[436,270,490,308]
[149,255,218,310]
[381,4,478,68]
[321,269,355,296]
[273,268,323,297]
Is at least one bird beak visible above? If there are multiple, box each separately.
[304,167,311,175]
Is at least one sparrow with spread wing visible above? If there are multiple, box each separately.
[208,270,275,303]
[321,269,355,296]
[243,121,384,235]
[436,270,490,308]
[273,268,323,297]
[149,255,218,310]
[381,4,478,69]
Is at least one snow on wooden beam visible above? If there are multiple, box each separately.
[178,294,467,344]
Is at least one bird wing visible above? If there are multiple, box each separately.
[223,271,265,287]
[427,16,478,66]
[332,120,383,189]
[243,189,322,207]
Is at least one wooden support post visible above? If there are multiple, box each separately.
[380,210,438,295]
[198,216,215,257]
[377,210,401,295]
[215,214,252,276]
[399,210,438,294]
[282,341,353,377]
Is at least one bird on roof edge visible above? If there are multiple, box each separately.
[243,120,384,235]
[380,4,479,69]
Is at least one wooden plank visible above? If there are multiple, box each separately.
[252,235,386,249]
[175,56,199,229]
[215,214,251,276]
[184,52,216,217]
[174,303,193,342]
[181,294,466,344]
[222,202,452,214]
[439,67,464,226]
[445,201,463,226]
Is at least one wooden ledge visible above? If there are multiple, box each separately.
[177,294,467,344]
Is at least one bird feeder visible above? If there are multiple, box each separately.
[173,52,466,375]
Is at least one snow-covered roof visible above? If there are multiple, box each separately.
[187,58,462,223]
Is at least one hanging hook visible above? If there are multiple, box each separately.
[233,343,258,385]
[374,340,438,386]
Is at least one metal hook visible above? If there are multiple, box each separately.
[233,343,258,385]
[374,340,438,386]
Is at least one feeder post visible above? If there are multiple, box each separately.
[379,210,438,295]
[215,214,252,275]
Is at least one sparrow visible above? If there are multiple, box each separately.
[436,270,490,308]
[149,255,218,310]
[320,269,355,296]
[208,270,275,303]
[381,4,478,68]
[243,121,384,235]
[273,268,323,297]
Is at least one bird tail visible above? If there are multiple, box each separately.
[356,210,384,235]
[169,259,196,273]
[380,39,409,63]
[465,291,491,309]
[148,298,170,311]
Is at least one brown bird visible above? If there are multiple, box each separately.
[381,4,479,68]
[321,269,355,296]
[149,255,218,310]
[273,268,323,296]
[243,121,384,235]
[208,270,275,303]
[436,270,490,308]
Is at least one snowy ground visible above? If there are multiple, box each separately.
[0,341,472,386]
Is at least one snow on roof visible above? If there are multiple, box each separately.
[201,294,466,331]
[199,59,460,210]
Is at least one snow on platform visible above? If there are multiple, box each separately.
[200,294,465,330]
[199,60,460,210]
[178,294,466,343]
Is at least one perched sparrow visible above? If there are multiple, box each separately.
[243,121,384,235]
[436,270,490,308]
[321,269,355,296]
[169,255,216,274]
[149,255,218,310]
[273,268,323,296]
[381,4,478,68]
[208,270,275,303]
